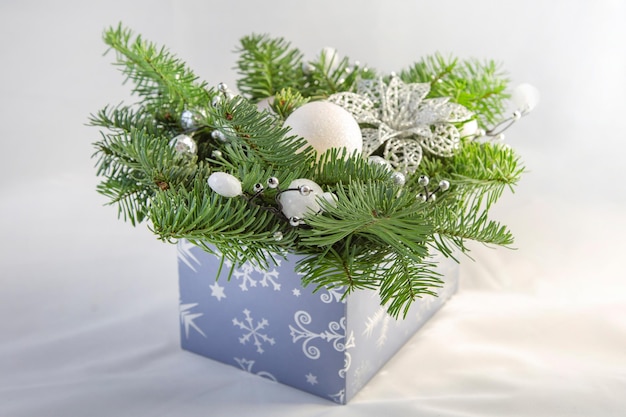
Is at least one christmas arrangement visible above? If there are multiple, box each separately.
[91,25,536,318]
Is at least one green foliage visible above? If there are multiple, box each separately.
[91,26,525,318]
[236,34,375,103]
[400,54,509,128]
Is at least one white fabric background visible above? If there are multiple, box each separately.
[1,0,625,416]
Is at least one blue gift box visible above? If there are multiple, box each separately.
[177,240,459,404]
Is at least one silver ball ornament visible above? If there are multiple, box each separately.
[180,110,195,130]
[289,217,303,227]
[267,177,279,189]
[212,95,222,107]
[211,130,227,142]
[169,134,197,155]
[418,175,430,186]
[391,171,406,186]
[299,185,312,196]
[439,180,450,191]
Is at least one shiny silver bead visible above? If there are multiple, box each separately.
[211,150,223,158]
[217,82,228,93]
[416,193,427,202]
[267,177,279,188]
[273,231,283,241]
[418,175,429,186]
[289,216,302,227]
[299,185,312,196]
[439,180,450,191]
[253,183,264,193]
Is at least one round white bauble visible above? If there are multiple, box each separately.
[207,172,243,198]
[512,83,540,113]
[278,178,324,221]
[284,101,362,159]
[459,119,479,138]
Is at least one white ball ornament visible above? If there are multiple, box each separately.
[459,119,479,138]
[284,101,363,159]
[278,178,324,221]
[207,172,243,198]
[512,83,540,113]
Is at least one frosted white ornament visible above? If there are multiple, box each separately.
[511,83,540,113]
[319,191,338,209]
[278,178,324,221]
[207,172,242,198]
[459,119,479,138]
[284,101,363,159]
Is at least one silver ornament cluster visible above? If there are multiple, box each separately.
[328,76,472,174]
[415,175,450,203]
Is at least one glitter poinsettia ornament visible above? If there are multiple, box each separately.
[328,76,474,173]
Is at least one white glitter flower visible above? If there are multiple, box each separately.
[328,76,473,173]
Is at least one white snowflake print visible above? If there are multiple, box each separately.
[259,268,281,291]
[305,372,318,385]
[363,306,392,348]
[179,302,206,338]
[209,282,226,301]
[232,309,275,354]
[233,262,257,291]
[231,260,281,292]
[177,239,201,272]
[329,388,346,404]
[292,288,301,297]
[234,357,277,382]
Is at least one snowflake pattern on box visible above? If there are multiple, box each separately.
[177,240,459,404]
[233,309,275,354]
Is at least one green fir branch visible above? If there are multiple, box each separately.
[235,34,304,101]
[400,54,509,127]
[91,25,529,319]
[103,24,213,115]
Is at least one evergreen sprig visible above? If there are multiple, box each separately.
[104,24,212,116]
[400,54,509,128]
[92,26,526,318]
